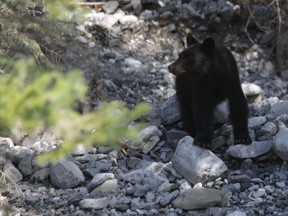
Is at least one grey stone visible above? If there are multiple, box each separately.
[130,197,141,210]
[261,122,277,135]
[159,11,174,19]
[179,181,191,193]
[276,181,286,188]
[140,10,155,20]
[124,57,142,69]
[119,15,138,25]
[212,136,227,149]
[3,162,23,183]
[113,9,126,20]
[161,95,230,126]
[205,207,228,216]
[79,198,109,210]
[126,186,136,195]
[25,195,40,205]
[74,36,88,44]
[145,191,155,203]
[115,196,131,206]
[135,209,145,215]
[142,136,160,154]
[87,173,115,191]
[103,1,119,14]
[219,5,235,22]
[143,161,165,175]
[232,183,241,190]
[127,157,141,169]
[160,94,181,125]
[213,100,229,124]
[18,155,33,176]
[275,171,287,180]
[83,160,112,174]
[8,146,33,163]
[100,15,118,29]
[282,69,288,79]
[127,126,162,152]
[139,126,162,143]
[273,128,288,160]
[227,211,246,216]
[50,160,85,189]
[72,144,89,155]
[158,182,176,193]
[142,173,168,191]
[250,188,266,198]
[22,133,40,147]
[131,0,142,15]
[271,100,288,117]
[114,203,129,212]
[172,136,227,184]
[0,155,6,167]
[172,187,222,210]
[275,114,288,128]
[260,30,276,44]
[97,146,112,154]
[248,116,267,128]
[226,141,272,159]
[166,129,189,145]
[90,179,119,196]
[159,190,179,206]
[241,159,253,170]
[122,169,145,184]
[134,184,149,197]
[33,168,50,181]
[253,97,279,116]
[0,137,14,156]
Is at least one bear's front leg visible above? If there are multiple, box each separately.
[193,104,214,149]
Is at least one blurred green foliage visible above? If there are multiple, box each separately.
[0,0,150,162]
[0,56,150,165]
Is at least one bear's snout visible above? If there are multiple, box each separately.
[168,64,174,73]
[168,61,184,76]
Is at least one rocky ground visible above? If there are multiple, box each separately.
[1,0,288,215]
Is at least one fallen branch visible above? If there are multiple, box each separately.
[274,0,282,33]
[74,2,104,8]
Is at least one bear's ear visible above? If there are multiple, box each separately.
[186,33,198,47]
[201,37,215,56]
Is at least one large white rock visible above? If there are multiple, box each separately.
[241,83,262,96]
[172,136,227,184]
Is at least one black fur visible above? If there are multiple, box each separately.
[168,34,252,148]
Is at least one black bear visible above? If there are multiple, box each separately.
[168,34,252,148]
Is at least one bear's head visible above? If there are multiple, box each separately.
[168,34,215,77]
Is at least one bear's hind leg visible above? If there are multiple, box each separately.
[228,88,252,144]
